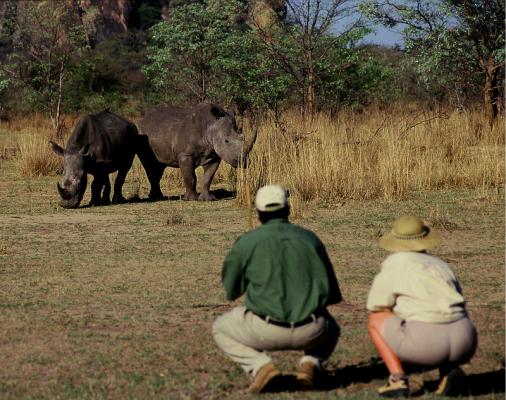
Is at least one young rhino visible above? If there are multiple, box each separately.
[50,110,138,209]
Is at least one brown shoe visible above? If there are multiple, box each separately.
[296,361,320,389]
[248,362,281,393]
[377,375,409,397]
[435,367,466,396]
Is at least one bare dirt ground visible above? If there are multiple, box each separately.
[0,158,504,399]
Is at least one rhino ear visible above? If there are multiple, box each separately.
[210,105,227,119]
[79,143,91,157]
[49,141,64,157]
[79,144,96,164]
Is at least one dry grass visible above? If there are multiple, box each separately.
[0,113,75,177]
[0,161,503,399]
[0,109,504,399]
[2,105,504,211]
[17,133,63,177]
[234,106,504,209]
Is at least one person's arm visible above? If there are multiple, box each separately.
[221,241,247,301]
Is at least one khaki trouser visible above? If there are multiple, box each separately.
[384,316,478,366]
[212,306,340,376]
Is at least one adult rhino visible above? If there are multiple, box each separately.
[50,110,138,209]
[137,103,257,201]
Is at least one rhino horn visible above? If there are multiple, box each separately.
[243,127,258,157]
[57,182,73,200]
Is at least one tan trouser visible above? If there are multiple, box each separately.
[384,316,478,366]
[212,306,340,376]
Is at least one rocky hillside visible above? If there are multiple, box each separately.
[0,0,286,51]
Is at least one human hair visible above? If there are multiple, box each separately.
[257,206,290,224]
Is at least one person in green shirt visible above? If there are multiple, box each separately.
[212,184,342,393]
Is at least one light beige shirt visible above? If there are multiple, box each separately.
[367,251,466,323]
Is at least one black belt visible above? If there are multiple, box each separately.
[248,310,323,328]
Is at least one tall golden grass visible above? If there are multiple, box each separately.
[3,105,504,209]
[11,117,60,177]
[234,105,504,210]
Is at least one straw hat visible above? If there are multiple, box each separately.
[379,215,441,252]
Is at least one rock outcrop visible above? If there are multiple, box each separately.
[0,0,286,49]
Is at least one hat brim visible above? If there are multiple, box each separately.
[379,229,441,252]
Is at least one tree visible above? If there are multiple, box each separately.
[451,0,504,125]
[0,69,9,113]
[143,0,292,112]
[360,0,504,126]
[317,44,399,112]
[143,1,232,103]
[253,0,367,118]
[4,1,87,136]
[405,28,481,107]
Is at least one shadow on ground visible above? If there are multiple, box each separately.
[78,189,237,208]
[126,189,236,203]
[262,358,389,393]
[262,359,505,398]
[420,368,505,397]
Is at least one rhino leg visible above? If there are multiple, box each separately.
[112,157,133,204]
[90,174,106,206]
[199,161,220,201]
[180,156,198,201]
[112,168,127,203]
[102,177,111,205]
[137,136,166,201]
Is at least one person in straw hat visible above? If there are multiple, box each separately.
[213,184,342,393]
[367,215,477,397]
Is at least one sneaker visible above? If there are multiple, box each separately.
[435,367,466,396]
[296,361,320,389]
[377,375,409,397]
[248,362,281,393]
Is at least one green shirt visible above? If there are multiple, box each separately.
[221,218,342,323]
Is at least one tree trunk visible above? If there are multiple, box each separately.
[483,55,499,128]
[306,48,316,119]
[200,66,206,103]
[54,60,65,139]
[307,75,316,119]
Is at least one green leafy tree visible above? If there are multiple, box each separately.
[4,1,88,136]
[254,0,368,118]
[360,0,504,126]
[143,0,291,112]
[317,45,398,111]
[406,28,481,107]
[210,19,292,113]
[143,2,222,103]
[0,69,9,112]
[63,34,148,114]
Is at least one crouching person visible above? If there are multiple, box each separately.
[213,184,342,393]
[367,215,477,397]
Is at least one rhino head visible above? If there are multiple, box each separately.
[207,107,258,168]
[50,141,89,209]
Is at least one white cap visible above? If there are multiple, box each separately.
[255,184,288,212]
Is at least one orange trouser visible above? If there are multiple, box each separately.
[368,311,404,375]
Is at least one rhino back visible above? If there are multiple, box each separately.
[66,110,137,170]
[138,105,214,166]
